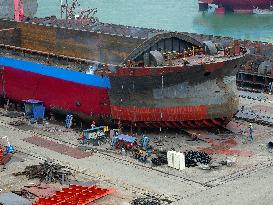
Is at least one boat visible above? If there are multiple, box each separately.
[0,16,248,129]
[253,7,273,14]
[200,0,271,13]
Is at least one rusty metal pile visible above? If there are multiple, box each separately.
[131,196,162,205]
[14,161,71,184]
[237,41,273,91]
[151,150,168,166]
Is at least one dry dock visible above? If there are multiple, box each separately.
[1,90,273,204]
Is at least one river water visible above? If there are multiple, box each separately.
[37,0,273,42]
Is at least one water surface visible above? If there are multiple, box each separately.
[37,0,273,42]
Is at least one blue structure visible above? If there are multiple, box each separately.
[65,114,73,129]
[23,99,45,121]
[0,56,111,89]
[140,135,150,150]
[5,144,15,154]
[1,136,15,154]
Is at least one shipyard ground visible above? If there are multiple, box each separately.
[1,91,273,204]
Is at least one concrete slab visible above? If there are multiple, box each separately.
[0,192,31,205]
[23,184,60,197]
[24,136,92,159]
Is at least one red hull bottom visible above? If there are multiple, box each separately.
[111,105,227,128]
[119,118,227,129]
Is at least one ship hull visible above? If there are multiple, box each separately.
[0,57,111,119]
[108,57,243,128]
[110,75,238,129]
[214,0,271,12]
[0,55,242,129]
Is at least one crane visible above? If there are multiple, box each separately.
[14,0,24,22]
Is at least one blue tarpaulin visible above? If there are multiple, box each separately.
[23,99,45,120]
[116,134,136,143]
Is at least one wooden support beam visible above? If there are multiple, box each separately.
[0,28,16,32]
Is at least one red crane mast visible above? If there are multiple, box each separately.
[14,0,24,22]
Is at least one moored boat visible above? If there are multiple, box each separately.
[200,0,271,13]
[253,7,273,14]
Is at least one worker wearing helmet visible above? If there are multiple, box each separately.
[248,123,253,143]
[91,121,96,128]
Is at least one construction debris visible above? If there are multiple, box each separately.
[235,110,273,126]
[268,140,273,150]
[151,150,168,166]
[4,111,24,118]
[9,120,26,127]
[0,153,12,165]
[12,190,36,201]
[13,161,71,184]
[224,157,237,167]
[185,151,211,167]
[131,195,162,205]
[239,92,268,101]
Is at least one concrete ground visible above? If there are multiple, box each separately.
[1,91,273,204]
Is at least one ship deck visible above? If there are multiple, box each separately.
[169,54,236,66]
[0,43,245,75]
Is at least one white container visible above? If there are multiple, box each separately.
[173,152,181,169]
[167,151,175,167]
[178,152,185,170]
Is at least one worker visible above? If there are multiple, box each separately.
[139,149,148,163]
[109,129,115,139]
[248,123,254,143]
[269,82,273,94]
[147,146,153,157]
[121,147,126,156]
[103,126,109,133]
[91,121,96,128]
[182,58,189,66]
[2,136,14,154]
[111,135,119,149]
[141,135,150,150]
[65,114,73,129]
